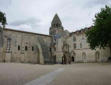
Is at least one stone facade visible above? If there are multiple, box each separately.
[0,28,52,64]
[69,31,110,63]
[0,14,110,64]
[49,14,110,64]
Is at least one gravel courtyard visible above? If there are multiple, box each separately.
[0,63,61,85]
[48,63,111,85]
[0,63,111,85]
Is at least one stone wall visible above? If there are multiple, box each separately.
[1,29,52,64]
[54,29,110,63]
[0,28,3,62]
[70,32,110,63]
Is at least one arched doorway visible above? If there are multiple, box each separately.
[36,43,44,64]
[95,51,100,62]
[82,52,87,63]
[72,56,75,62]
[71,51,76,62]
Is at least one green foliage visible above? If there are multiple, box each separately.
[86,5,111,49]
[0,11,7,28]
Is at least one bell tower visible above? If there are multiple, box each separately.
[49,14,64,36]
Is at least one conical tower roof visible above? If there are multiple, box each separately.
[51,14,62,25]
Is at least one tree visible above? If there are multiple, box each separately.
[0,11,7,28]
[86,5,111,53]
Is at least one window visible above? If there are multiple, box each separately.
[18,45,20,50]
[53,24,56,27]
[7,38,11,51]
[56,24,58,27]
[82,52,86,60]
[73,36,76,41]
[73,43,76,49]
[49,48,51,52]
[80,43,82,48]
[32,46,34,51]
[25,46,28,51]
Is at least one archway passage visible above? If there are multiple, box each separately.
[70,51,76,63]
[36,46,40,64]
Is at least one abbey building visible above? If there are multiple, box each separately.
[0,14,110,64]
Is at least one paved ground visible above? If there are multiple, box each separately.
[0,63,111,85]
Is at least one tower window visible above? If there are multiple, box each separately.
[49,48,51,52]
[32,46,34,51]
[18,45,20,50]
[56,24,58,27]
[54,24,56,27]
[25,46,28,51]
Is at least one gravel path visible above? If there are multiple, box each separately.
[25,68,64,85]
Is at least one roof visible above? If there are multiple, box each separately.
[4,28,51,37]
[70,26,92,36]
[51,14,62,24]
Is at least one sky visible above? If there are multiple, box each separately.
[0,0,111,34]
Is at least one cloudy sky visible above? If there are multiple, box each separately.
[0,0,111,34]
